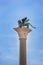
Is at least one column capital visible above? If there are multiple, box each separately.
[13,27,32,39]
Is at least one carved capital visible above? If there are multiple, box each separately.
[13,27,32,39]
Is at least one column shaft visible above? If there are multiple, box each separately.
[19,38,26,65]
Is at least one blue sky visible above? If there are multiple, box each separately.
[0,0,43,65]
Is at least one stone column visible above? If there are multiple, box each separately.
[13,27,32,65]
